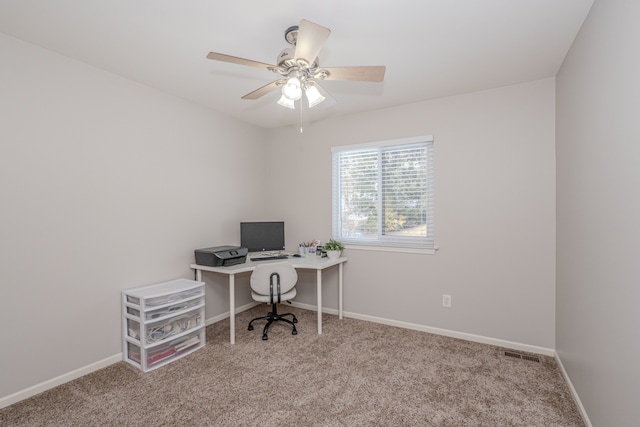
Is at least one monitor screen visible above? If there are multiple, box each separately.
[240,221,285,252]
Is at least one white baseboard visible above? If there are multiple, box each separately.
[1,302,262,410]
[0,302,568,412]
[554,352,593,427]
[215,301,589,424]
[290,301,555,356]
[246,302,589,423]
[290,301,339,316]
[205,301,261,326]
[0,354,122,410]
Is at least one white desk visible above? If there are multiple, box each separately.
[190,256,347,344]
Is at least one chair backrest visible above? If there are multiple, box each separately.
[250,261,298,298]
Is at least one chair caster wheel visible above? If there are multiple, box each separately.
[292,329,298,335]
[262,335,268,340]
[293,318,298,323]
[248,325,254,331]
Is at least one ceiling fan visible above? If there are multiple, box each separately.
[206,19,386,110]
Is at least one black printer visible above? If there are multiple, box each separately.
[194,246,248,267]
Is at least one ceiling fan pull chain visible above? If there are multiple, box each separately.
[299,100,304,133]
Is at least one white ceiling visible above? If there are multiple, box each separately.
[0,0,593,129]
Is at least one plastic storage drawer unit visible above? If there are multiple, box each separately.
[122,278,205,372]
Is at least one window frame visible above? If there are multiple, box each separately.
[331,135,435,254]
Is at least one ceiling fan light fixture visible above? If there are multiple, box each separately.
[207,19,386,116]
[305,85,325,108]
[282,76,302,101]
[277,94,296,109]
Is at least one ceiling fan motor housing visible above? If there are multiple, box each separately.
[277,47,297,68]
[277,47,318,70]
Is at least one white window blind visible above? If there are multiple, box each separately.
[332,136,434,252]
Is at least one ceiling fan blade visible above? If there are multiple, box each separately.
[294,19,331,65]
[241,80,285,100]
[206,52,275,70]
[319,66,386,82]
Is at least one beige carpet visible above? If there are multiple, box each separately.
[0,306,584,426]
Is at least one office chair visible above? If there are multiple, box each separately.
[247,261,298,340]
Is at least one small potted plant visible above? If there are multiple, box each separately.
[324,239,345,259]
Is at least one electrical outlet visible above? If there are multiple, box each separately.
[442,294,452,308]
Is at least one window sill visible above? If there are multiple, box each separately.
[344,243,438,255]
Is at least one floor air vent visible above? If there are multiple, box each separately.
[504,351,540,363]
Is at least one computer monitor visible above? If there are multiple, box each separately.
[240,221,285,252]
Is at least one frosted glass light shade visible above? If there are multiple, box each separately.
[277,94,295,109]
[282,77,302,101]
[305,85,326,108]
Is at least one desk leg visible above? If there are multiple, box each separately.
[229,274,235,345]
[317,269,322,335]
[195,269,202,282]
[338,262,343,320]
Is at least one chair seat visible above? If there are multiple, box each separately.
[251,288,296,303]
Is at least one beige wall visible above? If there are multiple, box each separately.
[266,78,557,349]
[0,32,560,406]
[556,0,640,425]
[0,33,265,399]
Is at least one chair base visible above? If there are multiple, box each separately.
[248,303,298,340]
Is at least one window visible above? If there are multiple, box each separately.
[332,135,434,253]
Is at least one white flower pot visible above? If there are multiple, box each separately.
[326,250,342,259]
